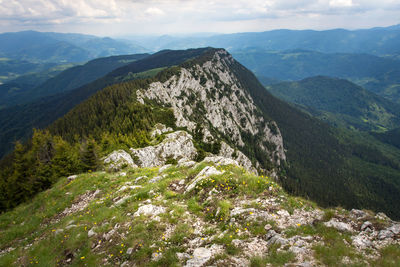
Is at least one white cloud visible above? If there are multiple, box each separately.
[329,0,353,7]
[145,7,165,16]
[0,0,399,35]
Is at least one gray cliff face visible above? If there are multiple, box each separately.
[138,49,286,171]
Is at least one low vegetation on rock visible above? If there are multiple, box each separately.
[0,158,399,266]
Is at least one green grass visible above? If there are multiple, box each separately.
[372,245,400,267]
[0,162,399,266]
[250,244,296,266]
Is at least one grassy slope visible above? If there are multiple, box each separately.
[0,163,398,266]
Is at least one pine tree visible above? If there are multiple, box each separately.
[80,139,99,172]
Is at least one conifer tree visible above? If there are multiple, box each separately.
[80,139,99,172]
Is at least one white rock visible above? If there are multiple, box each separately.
[178,158,197,168]
[134,204,166,217]
[159,164,172,173]
[361,221,373,231]
[117,185,142,193]
[130,131,197,168]
[375,212,390,221]
[135,176,147,183]
[185,166,224,193]
[218,142,257,174]
[350,209,367,219]
[103,229,116,241]
[277,209,290,217]
[185,247,212,267]
[127,248,134,255]
[115,196,131,206]
[202,156,239,167]
[324,219,353,232]
[388,224,400,235]
[104,150,137,171]
[149,176,164,184]
[67,175,77,181]
[88,228,97,237]
[151,123,173,138]
[378,230,394,240]
[352,234,373,249]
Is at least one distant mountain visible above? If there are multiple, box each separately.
[0,49,209,158]
[265,76,400,132]
[232,49,400,104]
[0,31,148,63]
[133,24,400,56]
[0,58,60,84]
[0,54,149,108]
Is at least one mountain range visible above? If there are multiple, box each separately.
[1,26,400,265]
[0,31,147,63]
[232,49,400,104]
[131,25,400,57]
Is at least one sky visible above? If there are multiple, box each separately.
[0,0,399,36]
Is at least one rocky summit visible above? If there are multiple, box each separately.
[0,126,399,266]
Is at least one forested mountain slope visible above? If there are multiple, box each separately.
[0,54,149,108]
[265,76,400,131]
[0,49,215,159]
[1,48,400,221]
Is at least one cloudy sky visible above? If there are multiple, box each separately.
[0,0,399,36]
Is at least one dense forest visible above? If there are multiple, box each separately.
[229,58,400,219]
[265,76,400,132]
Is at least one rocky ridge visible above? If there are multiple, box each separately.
[103,124,258,174]
[136,49,286,171]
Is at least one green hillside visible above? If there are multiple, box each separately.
[232,49,400,104]
[265,76,400,132]
[0,54,149,108]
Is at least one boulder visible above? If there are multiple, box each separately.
[378,230,394,240]
[202,156,239,168]
[324,219,353,232]
[67,175,77,182]
[134,204,166,217]
[350,209,367,219]
[218,142,258,174]
[88,228,97,238]
[104,150,137,171]
[185,166,224,193]
[151,123,173,138]
[130,131,197,168]
[352,234,373,249]
[184,247,211,267]
[159,164,172,173]
[178,158,196,168]
[388,224,400,235]
[361,221,373,231]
